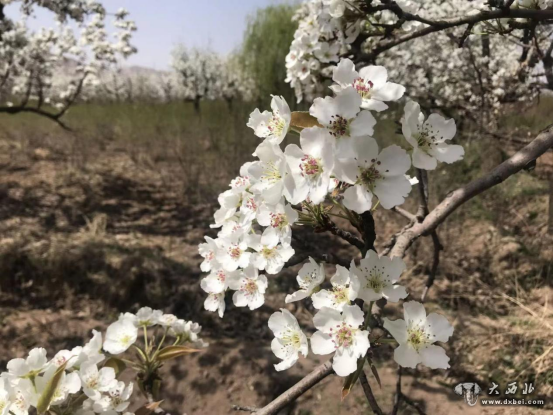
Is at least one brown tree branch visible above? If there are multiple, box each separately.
[357,8,553,63]
[249,360,334,415]
[359,370,384,415]
[391,126,553,259]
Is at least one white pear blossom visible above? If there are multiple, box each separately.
[402,101,464,170]
[335,137,412,213]
[211,189,242,228]
[217,219,252,242]
[310,86,377,158]
[103,320,138,355]
[92,381,133,413]
[198,236,220,272]
[204,292,226,318]
[351,251,408,302]
[200,267,238,317]
[312,265,359,311]
[331,59,405,112]
[249,233,295,275]
[201,268,237,295]
[228,266,268,310]
[247,95,292,145]
[285,257,326,303]
[383,301,454,369]
[79,362,116,401]
[159,314,178,327]
[248,141,293,205]
[284,126,335,204]
[216,237,252,272]
[257,202,298,246]
[268,309,309,371]
[135,307,163,327]
[314,42,340,63]
[310,305,370,376]
[7,348,48,378]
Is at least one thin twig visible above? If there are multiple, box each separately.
[232,405,260,412]
[253,360,334,415]
[359,370,384,415]
[391,367,402,415]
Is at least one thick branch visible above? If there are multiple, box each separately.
[252,360,333,415]
[0,106,71,130]
[391,127,553,258]
[358,8,553,62]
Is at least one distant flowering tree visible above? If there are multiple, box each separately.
[171,45,253,114]
[0,0,136,128]
[0,307,206,414]
[198,1,553,414]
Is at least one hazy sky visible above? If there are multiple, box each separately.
[5,0,294,70]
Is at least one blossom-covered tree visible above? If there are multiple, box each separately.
[197,2,553,413]
[0,0,136,128]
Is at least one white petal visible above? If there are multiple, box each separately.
[352,330,371,357]
[274,356,298,371]
[350,110,376,137]
[310,331,336,355]
[403,301,427,325]
[373,175,412,209]
[377,145,411,176]
[334,86,362,120]
[420,345,450,369]
[429,143,464,164]
[332,58,358,86]
[372,82,405,102]
[426,113,456,141]
[342,184,373,214]
[382,284,408,302]
[412,148,437,170]
[394,344,421,368]
[425,313,454,343]
[285,290,309,303]
[342,304,364,328]
[312,289,338,310]
[358,65,387,88]
[332,347,358,376]
[312,307,343,331]
[383,317,408,344]
[361,99,389,112]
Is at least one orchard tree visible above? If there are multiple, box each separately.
[198,1,553,414]
[0,0,137,129]
[171,45,252,114]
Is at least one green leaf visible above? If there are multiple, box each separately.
[103,357,127,376]
[368,357,382,389]
[36,361,68,414]
[290,111,321,132]
[156,345,202,362]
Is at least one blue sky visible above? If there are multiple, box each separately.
[5,0,294,70]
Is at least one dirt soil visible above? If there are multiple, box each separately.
[0,138,550,415]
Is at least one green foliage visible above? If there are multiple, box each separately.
[240,3,298,107]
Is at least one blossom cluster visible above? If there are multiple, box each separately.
[0,0,137,111]
[286,0,550,126]
[0,307,205,415]
[269,251,454,375]
[199,58,460,376]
